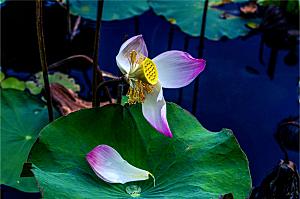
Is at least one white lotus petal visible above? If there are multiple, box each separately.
[86,145,154,185]
[116,35,148,74]
[142,82,172,138]
[153,50,206,88]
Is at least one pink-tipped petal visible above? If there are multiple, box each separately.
[116,35,148,74]
[153,50,206,88]
[86,145,151,184]
[142,83,173,138]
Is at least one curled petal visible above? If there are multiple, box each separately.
[153,51,206,88]
[116,35,148,74]
[142,83,172,137]
[86,145,153,184]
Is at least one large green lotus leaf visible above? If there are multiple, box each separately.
[30,103,251,198]
[69,0,149,21]
[0,89,51,192]
[149,0,259,40]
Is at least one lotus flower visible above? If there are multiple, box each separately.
[116,35,206,137]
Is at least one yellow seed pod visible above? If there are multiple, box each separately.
[141,58,158,85]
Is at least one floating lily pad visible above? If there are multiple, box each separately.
[0,89,52,192]
[26,72,80,95]
[30,103,251,198]
[149,0,260,40]
[68,0,149,21]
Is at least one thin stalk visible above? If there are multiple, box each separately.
[267,47,278,80]
[66,0,71,36]
[36,0,54,122]
[117,84,123,104]
[167,25,175,50]
[134,16,139,35]
[48,54,118,79]
[97,77,125,92]
[259,36,265,65]
[192,0,209,114]
[92,0,104,107]
[70,16,81,40]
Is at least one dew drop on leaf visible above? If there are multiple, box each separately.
[125,185,142,197]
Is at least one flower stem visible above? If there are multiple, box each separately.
[48,55,118,79]
[167,25,175,50]
[36,0,54,122]
[92,0,104,107]
[66,0,71,37]
[134,16,139,34]
[192,0,209,115]
[96,77,125,93]
[117,84,123,104]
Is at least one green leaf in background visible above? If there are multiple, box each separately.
[68,0,149,21]
[26,72,80,95]
[257,0,300,15]
[0,71,5,82]
[1,77,26,91]
[0,89,51,192]
[149,0,260,40]
[30,103,251,198]
[25,81,43,95]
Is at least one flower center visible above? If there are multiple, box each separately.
[128,50,158,85]
[126,50,158,104]
[140,58,158,85]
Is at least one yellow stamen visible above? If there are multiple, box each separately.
[127,80,154,104]
[129,50,138,68]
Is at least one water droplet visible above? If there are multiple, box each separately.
[33,109,40,115]
[25,135,32,140]
[126,185,141,197]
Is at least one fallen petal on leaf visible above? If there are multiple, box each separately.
[86,145,155,185]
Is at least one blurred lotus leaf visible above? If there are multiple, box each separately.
[0,71,5,82]
[26,72,80,95]
[0,89,54,192]
[0,73,26,91]
[25,81,43,95]
[30,103,251,198]
[149,0,260,40]
[257,0,300,15]
[68,0,149,21]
